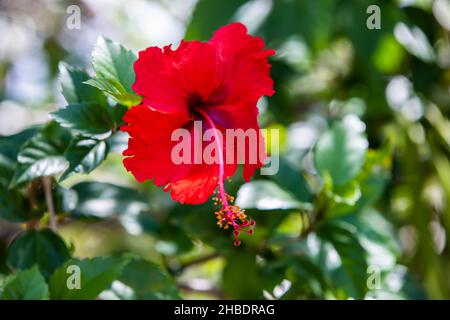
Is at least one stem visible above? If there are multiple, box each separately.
[42,176,57,230]
[26,181,40,230]
[26,219,39,230]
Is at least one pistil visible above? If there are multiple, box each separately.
[195,108,255,246]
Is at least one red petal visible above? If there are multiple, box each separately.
[204,101,267,182]
[121,105,192,186]
[132,47,186,114]
[210,22,275,106]
[132,41,221,114]
[166,165,219,204]
[206,23,272,181]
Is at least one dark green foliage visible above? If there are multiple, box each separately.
[6,229,70,280]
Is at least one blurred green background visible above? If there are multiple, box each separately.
[0,0,450,300]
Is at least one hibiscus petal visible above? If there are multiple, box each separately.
[132,47,187,114]
[204,101,267,182]
[132,41,221,114]
[175,41,223,104]
[166,164,219,204]
[210,22,275,105]
[121,104,192,186]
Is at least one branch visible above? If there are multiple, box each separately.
[25,180,41,230]
[41,176,57,230]
[180,253,221,270]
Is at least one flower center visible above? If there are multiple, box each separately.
[187,93,204,113]
[195,108,255,246]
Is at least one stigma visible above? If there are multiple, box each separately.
[212,189,255,246]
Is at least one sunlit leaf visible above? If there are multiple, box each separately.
[236,180,312,211]
[394,22,435,63]
[330,147,391,217]
[101,258,180,300]
[345,209,401,270]
[85,36,140,107]
[59,62,106,105]
[51,102,114,139]
[317,219,368,299]
[314,122,368,186]
[372,34,405,73]
[10,123,70,187]
[69,181,148,218]
[60,137,109,180]
[0,127,39,172]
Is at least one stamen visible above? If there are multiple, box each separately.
[196,108,255,246]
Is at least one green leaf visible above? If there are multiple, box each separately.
[236,180,312,211]
[49,257,128,300]
[394,23,435,63]
[317,219,368,299]
[0,186,31,223]
[171,202,230,249]
[261,0,335,50]
[185,0,247,40]
[329,147,391,217]
[222,252,262,299]
[354,148,391,208]
[6,229,70,280]
[365,265,427,300]
[0,266,49,300]
[345,209,401,270]
[54,185,78,214]
[372,34,405,74]
[270,156,312,202]
[0,127,39,170]
[0,129,41,222]
[51,102,114,139]
[60,137,109,180]
[314,122,368,186]
[85,36,140,107]
[110,103,129,128]
[288,255,330,298]
[101,258,180,300]
[70,181,148,218]
[10,122,71,187]
[325,179,362,207]
[59,62,106,105]
[278,236,335,298]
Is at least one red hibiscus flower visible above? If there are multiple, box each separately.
[122,22,275,245]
